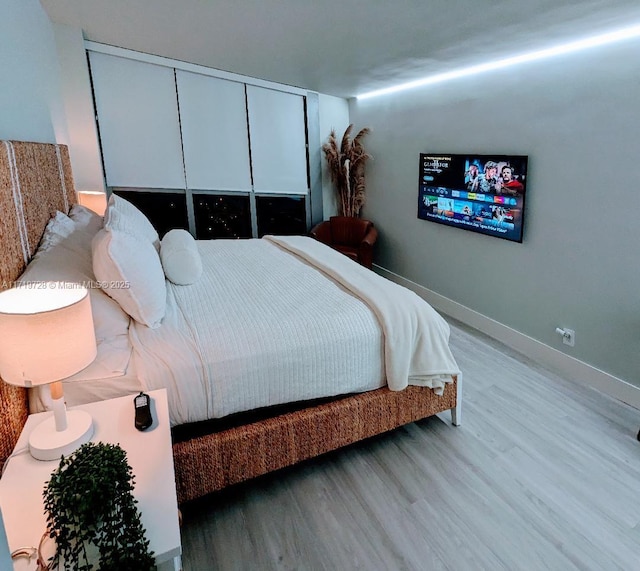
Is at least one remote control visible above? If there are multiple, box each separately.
[134,392,153,431]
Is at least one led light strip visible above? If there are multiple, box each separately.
[357,23,640,100]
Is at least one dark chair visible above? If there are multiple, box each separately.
[310,216,378,269]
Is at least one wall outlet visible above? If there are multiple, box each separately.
[562,328,575,347]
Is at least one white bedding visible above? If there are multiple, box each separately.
[266,236,460,393]
[131,238,386,425]
[36,235,459,426]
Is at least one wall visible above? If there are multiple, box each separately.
[350,39,640,388]
[52,24,105,193]
[318,94,350,218]
[0,0,67,143]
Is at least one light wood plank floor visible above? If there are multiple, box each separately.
[180,318,640,571]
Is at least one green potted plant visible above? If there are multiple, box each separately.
[42,442,155,571]
[322,124,372,217]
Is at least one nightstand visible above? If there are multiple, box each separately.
[0,389,181,570]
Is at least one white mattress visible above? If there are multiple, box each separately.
[131,238,386,425]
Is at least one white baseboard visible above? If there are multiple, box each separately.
[374,264,640,410]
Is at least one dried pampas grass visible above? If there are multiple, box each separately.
[322,124,371,217]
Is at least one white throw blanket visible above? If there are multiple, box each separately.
[265,235,460,394]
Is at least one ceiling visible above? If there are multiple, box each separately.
[40,0,640,98]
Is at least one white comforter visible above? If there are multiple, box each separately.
[131,238,385,425]
[130,237,459,426]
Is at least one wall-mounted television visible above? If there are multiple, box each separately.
[418,153,528,243]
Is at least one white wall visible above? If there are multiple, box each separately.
[350,39,640,388]
[0,0,67,143]
[52,24,105,193]
[318,94,349,218]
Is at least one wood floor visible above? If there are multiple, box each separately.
[180,318,640,571]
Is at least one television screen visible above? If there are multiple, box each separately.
[418,153,528,243]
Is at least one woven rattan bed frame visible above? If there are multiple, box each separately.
[0,140,461,503]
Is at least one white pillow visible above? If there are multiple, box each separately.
[35,211,76,256]
[107,194,160,251]
[22,225,130,343]
[160,229,203,285]
[92,227,166,328]
[69,203,104,234]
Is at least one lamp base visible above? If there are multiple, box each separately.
[29,409,94,461]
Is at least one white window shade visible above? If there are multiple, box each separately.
[89,52,186,189]
[247,86,308,195]
[176,71,252,192]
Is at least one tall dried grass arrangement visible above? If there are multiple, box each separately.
[322,124,371,217]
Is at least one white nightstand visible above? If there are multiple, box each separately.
[0,389,181,571]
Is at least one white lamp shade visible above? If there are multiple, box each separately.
[0,283,97,387]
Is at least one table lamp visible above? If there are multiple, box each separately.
[0,282,97,461]
[77,191,107,216]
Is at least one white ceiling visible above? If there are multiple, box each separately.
[40,0,640,98]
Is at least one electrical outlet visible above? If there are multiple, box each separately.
[563,329,575,347]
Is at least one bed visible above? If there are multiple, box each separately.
[0,140,462,503]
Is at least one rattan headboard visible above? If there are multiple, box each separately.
[0,140,77,469]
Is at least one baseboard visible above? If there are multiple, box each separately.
[374,264,640,410]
